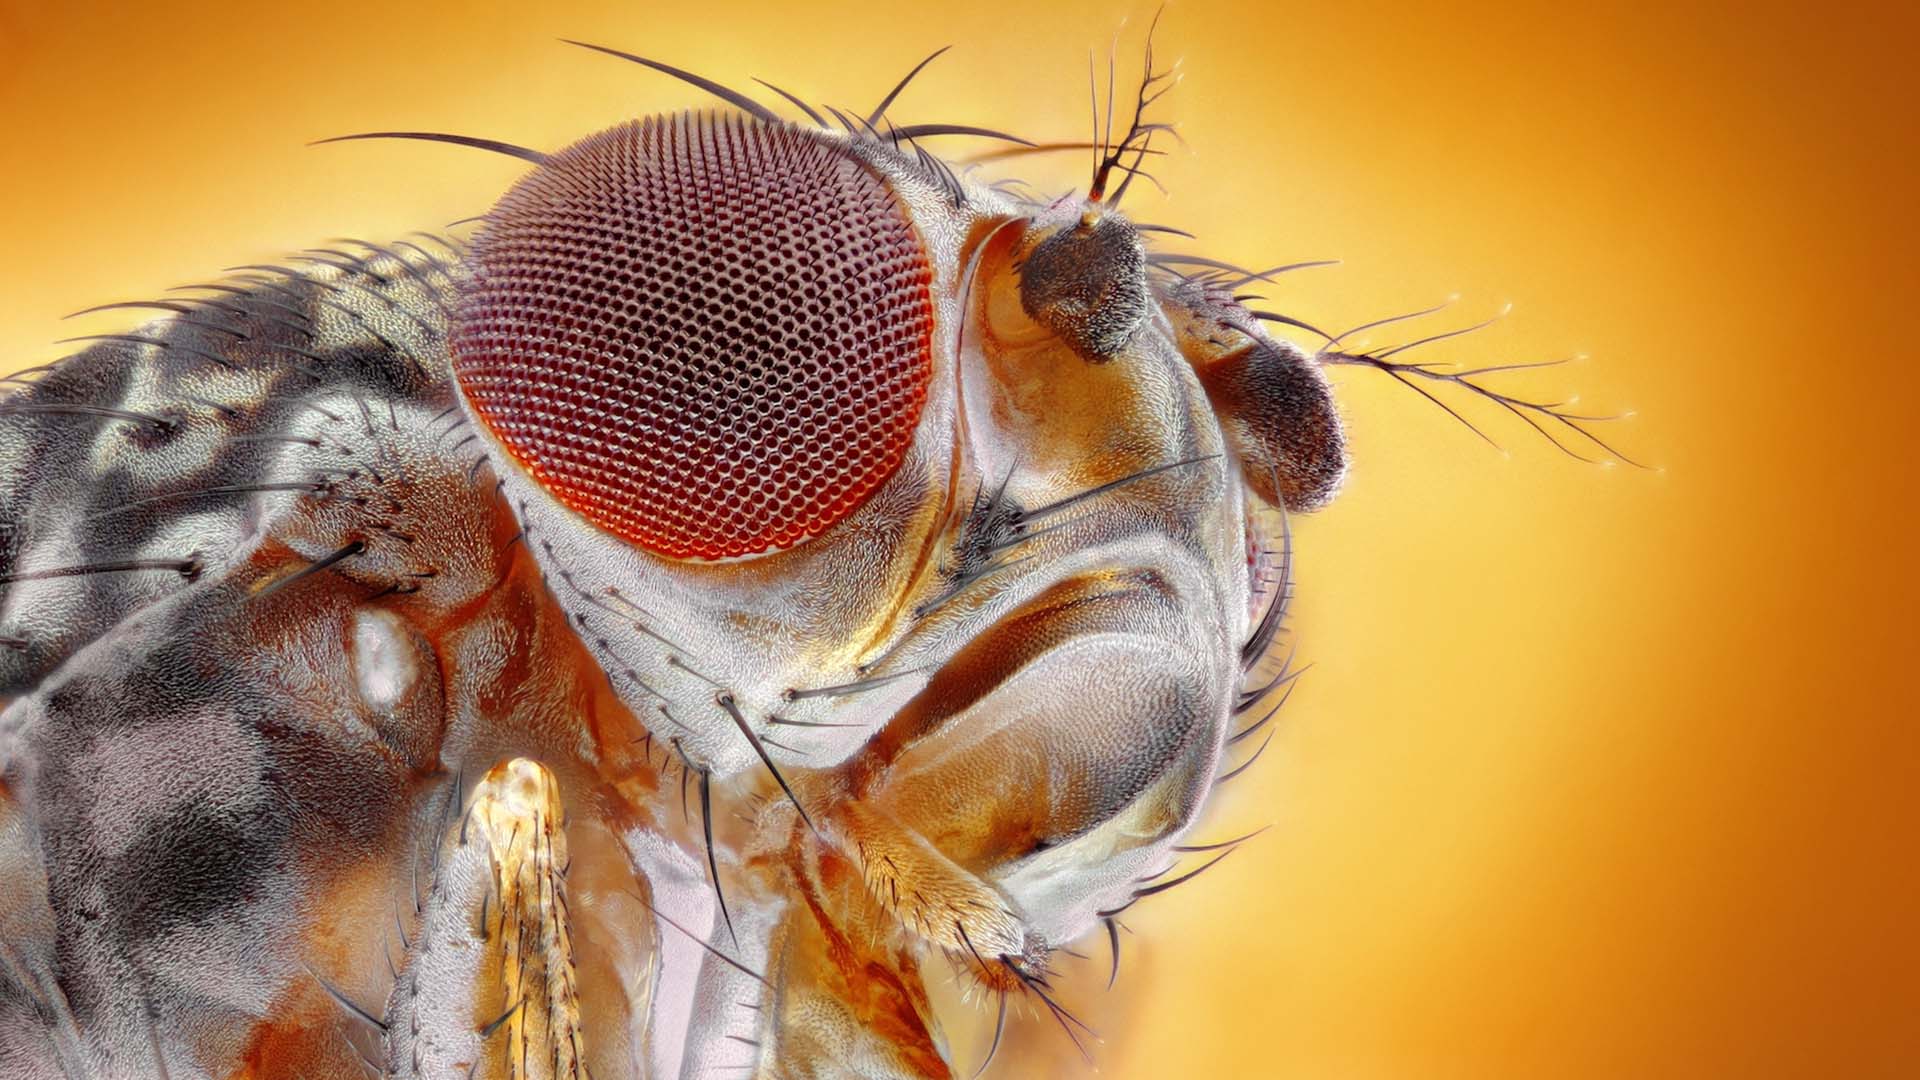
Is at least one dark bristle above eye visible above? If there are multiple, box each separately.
[753,77,828,126]
[887,123,1034,146]
[559,38,781,124]
[866,44,953,128]
[309,132,548,165]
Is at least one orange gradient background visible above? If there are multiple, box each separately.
[1,1,1913,1076]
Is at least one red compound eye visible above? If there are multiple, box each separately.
[451,112,935,561]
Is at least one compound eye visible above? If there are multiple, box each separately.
[451,112,935,561]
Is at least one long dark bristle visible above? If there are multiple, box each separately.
[479,998,525,1041]
[560,39,780,124]
[962,139,1167,165]
[302,964,387,1033]
[1147,254,1339,282]
[867,45,953,127]
[696,761,738,948]
[1240,500,1293,668]
[627,887,771,988]
[310,132,548,165]
[1213,730,1274,786]
[1020,454,1218,526]
[753,77,828,126]
[1172,824,1272,854]
[256,540,363,599]
[1132,848,1238,901]
[716,693,816,833]
[0,402,177,432]
[1104,917,1123,990]
[1230,683,1293,743]
[972,991,1009,1079]
[1002,959,1097,1062]
[1237,648,1307,711]
[764,716,865,729]
[887,123,1034,146]
[783,667,925,701]
[1250,308,1335,343]
[86,479,332,522]
[0,557,201,587]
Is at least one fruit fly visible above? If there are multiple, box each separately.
[0,19,1634,1080]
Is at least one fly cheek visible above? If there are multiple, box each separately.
[450,112,937,562]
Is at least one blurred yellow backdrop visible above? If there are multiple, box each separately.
[1,0,1913,1076]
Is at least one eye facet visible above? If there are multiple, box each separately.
[452,112,935,561]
